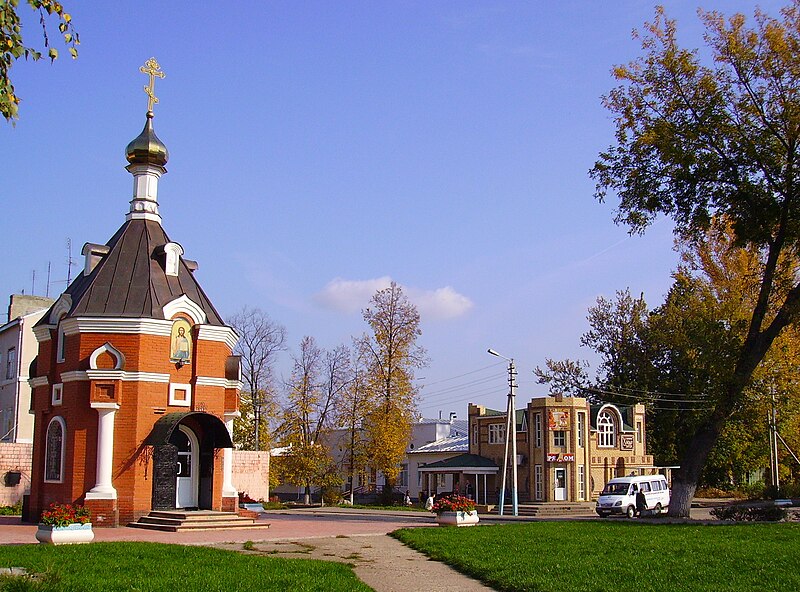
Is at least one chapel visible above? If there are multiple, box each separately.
[25,60,242,527]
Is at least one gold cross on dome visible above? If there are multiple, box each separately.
[139,57,166,112]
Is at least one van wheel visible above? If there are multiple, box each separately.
[654,503,662,515]
[626,505,636,519]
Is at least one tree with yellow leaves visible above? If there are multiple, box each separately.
[360,282,426,501]
[592,2,800,516]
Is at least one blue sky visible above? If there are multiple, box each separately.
[2,1,784,418]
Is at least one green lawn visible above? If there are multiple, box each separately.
[393,521,800,592]
[0,542,372,592]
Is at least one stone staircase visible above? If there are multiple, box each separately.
[491,502,596,517]
[128,510,270,532]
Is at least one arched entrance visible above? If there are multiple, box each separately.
[146,412,233,512]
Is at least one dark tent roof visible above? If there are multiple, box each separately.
[145,411,233,448]
[418,453,499,473]
[37,219,224,326]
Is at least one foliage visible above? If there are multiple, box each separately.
[393,521,800,592]
[229,307,286,451]
[590,2,800,515]
[38,503,89,526]
[360,282,426,486]
[430,494,476,515]
[0,500,22,515]
[0,542,373,591]
[1,0,78,122]
[334,346,371,503]
[711,504,788,522]
[277,336,346,504]
[533,358,589,396]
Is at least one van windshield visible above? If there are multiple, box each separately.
[601,483,631,496]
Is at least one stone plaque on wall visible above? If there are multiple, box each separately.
[620,434,634,451]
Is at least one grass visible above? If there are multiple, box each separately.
[0,542,372,592]
[392,521,800,592]
[336,503,428,512]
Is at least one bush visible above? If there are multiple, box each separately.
[0,501,22,516]
[322,487,343,506]
[711,504,788,522]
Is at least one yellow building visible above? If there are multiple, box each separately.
[468,395,655,502]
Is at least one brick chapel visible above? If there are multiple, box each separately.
[25,61,241,527]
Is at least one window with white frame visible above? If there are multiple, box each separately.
[51,383,63,406]
[636,421,642,443]
[398,464,408,487]
[577,412,585,448]
[169,383,192,407]
[56,317,67,363]
[597,410,616,447]
[553,430,566,447]
[534,413,542,448]
[44,416,66,482]
[6,347,16,380]
[488,423,505,444]
[578,465,586,500]
[472,423,478,445]
[534,465,543,501]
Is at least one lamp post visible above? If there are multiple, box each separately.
[487,349,518,516]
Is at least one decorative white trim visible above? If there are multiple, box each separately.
[163,295,207,325]
[61,370,171,384]
[195,376,229,388]
[89,343,125,370]
[223,411,242,421]
[48,295,72,325]
[61,317,172,337]
[197,325,238,350]
[51,383,63,406]
[90,402,120,410]
[33,325,53,343]
[169,383,192,407]
[29,376,49,388]
[163,242,184,277]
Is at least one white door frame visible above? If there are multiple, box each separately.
[176,425,199,508]
[554,467,567,501]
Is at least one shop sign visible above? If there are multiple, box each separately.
[548,409,571,431]
[620,434,634,451]
[546,453,575,462]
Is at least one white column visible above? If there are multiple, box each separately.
[85,402,120,500]
[222,413,239,498]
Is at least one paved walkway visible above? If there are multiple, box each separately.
[0,510,495,591]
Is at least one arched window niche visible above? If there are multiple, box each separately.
[597,410,617,448]
[44,416,66,483]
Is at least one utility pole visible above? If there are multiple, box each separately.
[771,392,780,491]
[488,349,519,516]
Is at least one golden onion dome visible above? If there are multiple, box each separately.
[125,111,169,167]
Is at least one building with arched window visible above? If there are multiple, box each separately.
[466,396,656,503]
[25,78,243,527]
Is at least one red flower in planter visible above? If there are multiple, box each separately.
[430,495,476,515]
[40,503,91,527]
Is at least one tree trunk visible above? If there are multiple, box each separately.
[303,484,311,506]
[668,418,722,518]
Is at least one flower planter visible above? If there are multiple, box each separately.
[35,523,94,545]
[436,510,479,527]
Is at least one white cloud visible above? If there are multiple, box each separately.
[314,277,474,321]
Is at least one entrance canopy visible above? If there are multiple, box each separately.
[418,453,498,505]
[145,411,233,448]
[418,453,499,475]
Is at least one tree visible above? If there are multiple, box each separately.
[279,336,345,504]
[360,282,426,498]
[2,0,79,122]
[335,346,371,504]
[228,307,286,451]
[591,3,800,516]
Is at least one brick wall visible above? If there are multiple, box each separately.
[0,443,32,506]
[232,451,270,501]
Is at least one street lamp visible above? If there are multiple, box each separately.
[487,349,518,517]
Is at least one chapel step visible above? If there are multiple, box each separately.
[128,510,270,532]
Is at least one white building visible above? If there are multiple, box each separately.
[0,295,53,442]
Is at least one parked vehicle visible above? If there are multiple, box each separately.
[595,475,670,518]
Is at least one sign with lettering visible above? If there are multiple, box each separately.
[546,453,575,463]
[620,434,634,451]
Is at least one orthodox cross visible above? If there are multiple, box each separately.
[139,58,166,112]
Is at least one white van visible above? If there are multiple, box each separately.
[595,475,670,518]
